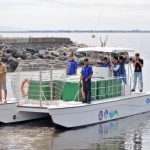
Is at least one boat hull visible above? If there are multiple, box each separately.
[48,93,150,128]
[0,103,49,123]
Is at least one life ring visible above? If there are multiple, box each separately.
[21,79,30,97]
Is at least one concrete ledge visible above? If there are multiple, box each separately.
[0,37,72,43]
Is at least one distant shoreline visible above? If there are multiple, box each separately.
[0,30,150,33]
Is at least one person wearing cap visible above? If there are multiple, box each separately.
[119,56,127,84]
[79,58,93,104]
[100,57,111,67]
[131,53,144,92]
[66,54,78,75]
[0,58,7,102]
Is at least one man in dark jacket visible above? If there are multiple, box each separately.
[112,56,120,77]
[131,53,144,92]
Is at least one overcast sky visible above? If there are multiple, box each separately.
[0,0,150,30]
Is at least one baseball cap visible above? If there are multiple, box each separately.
[83,58,88,62]
[135,53,139,57]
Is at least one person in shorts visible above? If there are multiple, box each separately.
[0,59,7,102]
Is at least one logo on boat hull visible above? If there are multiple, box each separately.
[98,111,103,121]
[104,109,108,119]
[109,110,118,118]
[98,109,118,121]
[146,98,150,104]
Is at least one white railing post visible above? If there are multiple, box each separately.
[130,77,132,95]
[123,77,125,96]
[50,65,53,100]
[39,69,42,107]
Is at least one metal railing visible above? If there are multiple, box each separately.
[11,59,67,107]
[11,59,131,107]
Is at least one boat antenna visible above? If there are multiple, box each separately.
[100,35,108,47]
[91,5,105,39]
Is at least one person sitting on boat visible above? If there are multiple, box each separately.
[0,58,7,102]
[66,54,78,75]
[100,57,111,67]
[119,56,127,84]
[112,56,120,77]
[131,53,144,92]
[79,58,93,104]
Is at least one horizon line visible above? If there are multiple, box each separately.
[0,29,150,33]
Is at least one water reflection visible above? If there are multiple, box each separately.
[133,132,142,150]
[0,112,149,150]
[52,112,150,150]
[0,118,55,150]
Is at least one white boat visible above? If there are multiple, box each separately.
[0,100,49,123]
[1,47,150,128]
[47,47,150,128]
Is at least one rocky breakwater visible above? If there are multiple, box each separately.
[0,37,88,71]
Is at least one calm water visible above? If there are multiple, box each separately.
[1,32,150,150]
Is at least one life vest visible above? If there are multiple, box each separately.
[113,63,121,77]
[119,63,126,76]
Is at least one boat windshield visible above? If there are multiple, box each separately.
[76,47,134,67]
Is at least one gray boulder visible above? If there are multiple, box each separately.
[7,57,19,70]
[45,54,52,59]
[50,51,59,57]
[26,53,32,60]
[32,53,40,59]
[2,53,11,62]
[26,48,39,54]
[43,51,50,55]
[38,50,47,58]
[58,55,67,61]
[0,45,4,50]
[47,48,55,51]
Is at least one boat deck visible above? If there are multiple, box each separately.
[14,92,150,110]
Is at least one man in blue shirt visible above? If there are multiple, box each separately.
[79,58,93,104]
[100,57,111,67]
[66,54,78,75]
